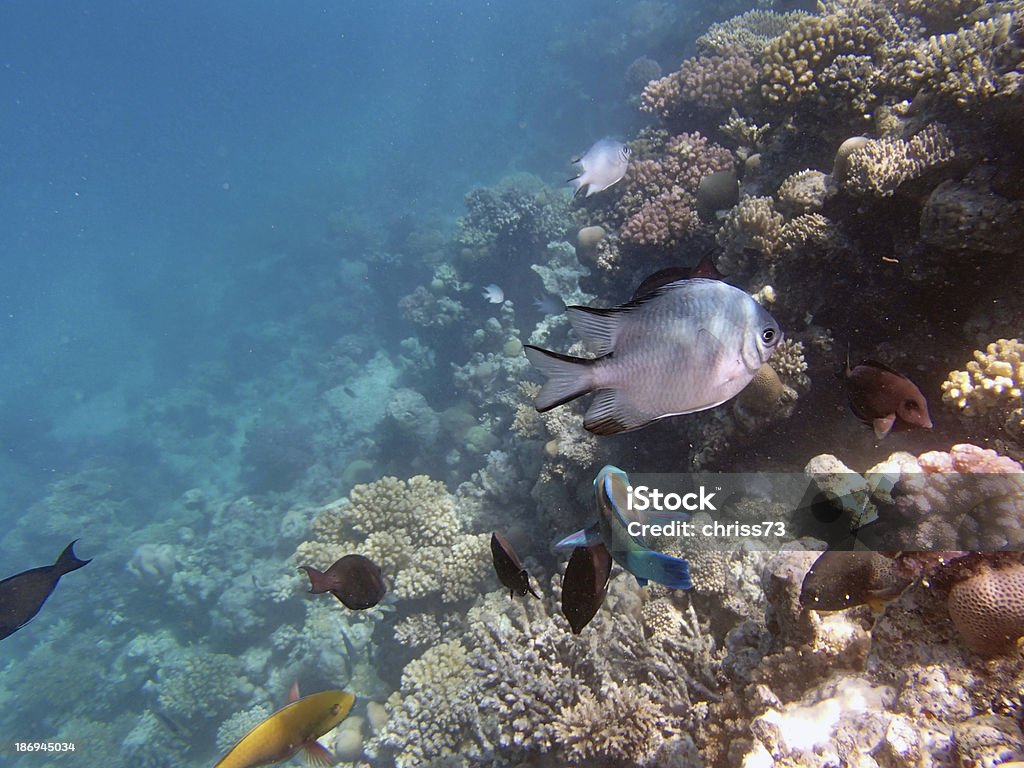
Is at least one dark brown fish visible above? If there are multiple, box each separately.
[844,359,932,439]
[0,540,91,640]
[630,253,724,301]
[561,543,612,634]
[300,554,387,610]
[801,550,913,612]
[490,532,539,599]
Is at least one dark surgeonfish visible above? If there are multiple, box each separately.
[0,540,91,640]
[801,550,914,612]
[556,465,692,590]
[524,278,782,434]
[844,358,932,439]
[561,543,612,634]
[490,532,540,599]
[630,253,724,301]
[300,554,387,610]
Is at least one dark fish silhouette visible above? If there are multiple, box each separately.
[300,554,387,610]
[801,550,913,612]
[561,543,612,634]
[630,253,724,300]
[0,540,91,640]
[490,532,539,599]
[844,358,932,438]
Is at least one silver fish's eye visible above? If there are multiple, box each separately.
[761,327,777,345]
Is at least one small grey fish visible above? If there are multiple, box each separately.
[568,138,631,197]
[524,278,782,434]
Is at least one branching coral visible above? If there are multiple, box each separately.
[758,3,899,107]
[893,14,1020,106]
[942,339,1024,458]
[616,132,734,248]
[454,174,572,263]
[294,475,491,603]
[841,123,956,196]
[697,9,810,57]
[555,682,673,764]
[378,639,482,768]
[715,196,785,274]
[641,49,758,121]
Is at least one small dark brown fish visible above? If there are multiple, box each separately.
[630,253,724,300]
[490,532,539,599]
[0,540,91,640]
[561,543,612,634]
[801,550,913,612]
[343,386,357,398]
[300,554,387,610]
[844,359,932,439]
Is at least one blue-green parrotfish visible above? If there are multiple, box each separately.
[524,278,782,434]
[0,540,91,641]
[556,465,692,590]
[568,138,631,197]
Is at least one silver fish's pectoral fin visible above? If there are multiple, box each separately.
[585,389,659,435]
[565,306,625,356]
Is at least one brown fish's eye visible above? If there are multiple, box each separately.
[904,400,918,411]
[761,328,777,344]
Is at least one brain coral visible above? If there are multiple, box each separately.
[948,563,1024,655]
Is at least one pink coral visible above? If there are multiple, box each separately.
[616,132,733,248]
[917,443,1023,474]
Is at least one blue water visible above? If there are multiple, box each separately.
[0,2,705,765]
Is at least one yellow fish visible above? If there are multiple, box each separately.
[215,685,355,768]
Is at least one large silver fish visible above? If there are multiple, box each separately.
[568,139,631,197]
[524,278,782,434]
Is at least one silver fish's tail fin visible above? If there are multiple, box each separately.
[524,345,596,411]
[55,540,91,576]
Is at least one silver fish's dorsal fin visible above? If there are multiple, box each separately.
[585,389,659,434]
[566,306,627,356]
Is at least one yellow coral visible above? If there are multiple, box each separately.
[842,124,956,197]
[942,339,1024,416]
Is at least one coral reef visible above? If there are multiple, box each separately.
[294,475,491,603]
[943,338,1024,460]
[840,124,957,197]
